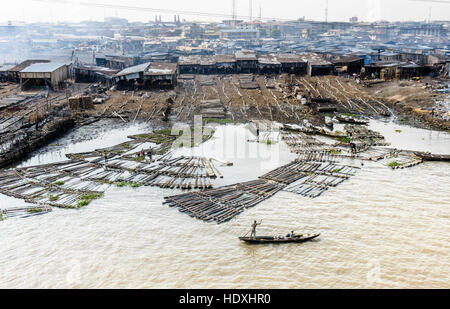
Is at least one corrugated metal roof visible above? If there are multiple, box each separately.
[257,54,280,65]
[20,62,66,73]
[235,50,257,61]
[145,63,177,76]
[0,64,16,72]
[214,54,236,63]
[115,62,151,77]
[11,59,50,72]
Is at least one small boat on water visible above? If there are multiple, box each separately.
[413,152,450,162]
[239,233,320,244]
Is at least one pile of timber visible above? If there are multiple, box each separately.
[311,98,335,104]
[68,96,94,110]
[336,114,369,125]
[0,94,37,111]
[386,151,423,169]
[281,131,326,153]
[280,158,359,198]
[198,75,216,86]
[265,79,276,89]
[413,152,450,162]
[164,179,283,224]
[317,106,338,113]
[200,99,226,118]
[0,116,75,167]
[0,129,222,217]
[0,167,104,209]
[345,124,388,146]
[239,74,259,89]
[164,150,360,223]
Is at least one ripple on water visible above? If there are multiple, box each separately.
[0,122,449,288]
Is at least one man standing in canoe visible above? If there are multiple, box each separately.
[250,219,262,238]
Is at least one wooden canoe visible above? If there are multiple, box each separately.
[239,233,320,244]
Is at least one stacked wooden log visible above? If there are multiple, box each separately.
[239,74,259,89]
[200,99,226,118]
[164,179,283,224]
[68,96,94,110]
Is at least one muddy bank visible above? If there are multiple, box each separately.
[0,116,75,168]
[366,78,449,131]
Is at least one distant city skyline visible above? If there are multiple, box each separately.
[1,0,450,24]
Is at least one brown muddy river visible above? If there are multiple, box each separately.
[0,119,449,288]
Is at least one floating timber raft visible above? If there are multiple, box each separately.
[164,151,360,223]
[0,128,220,220]
[164,179,283,224]
[413,152,450,162]
[1,205,52,220]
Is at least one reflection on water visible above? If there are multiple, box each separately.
[0,120,449,288]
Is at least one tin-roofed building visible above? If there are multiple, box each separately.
[145,62,178,88]
[257,54,281,74]
[114,62,152,89]
[178,56,200,74]
[0,64,15,82]
[301,53,333,76]
[276,54,308,75]
[8,59,50,82]
[214,54,236,74]
[74,65,119,85]
[198,56,216,74]
[19,62,68,90]
[114,62,178,89]
[331,56,364,74]
[235,50,258,73]
[220,29,258,40]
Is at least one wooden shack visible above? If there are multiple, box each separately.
[144,62,178,89]
[214,54,236,74]
[276,54,307,75]
[178,56,200,74]
[74,65,118,85]
[331,56,364,74]
[257,54,281,74]
[235,50,258,74]
[302,53,333,76]
[114,62,151,89]
[19,62,68,90]
[198,56,216,74]
[8,59,50,82]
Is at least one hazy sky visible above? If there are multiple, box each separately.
[1,0,450,24]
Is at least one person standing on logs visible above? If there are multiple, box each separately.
[250,219,262,238]
[148,147,153,162]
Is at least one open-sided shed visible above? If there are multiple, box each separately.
[19,62,68,90]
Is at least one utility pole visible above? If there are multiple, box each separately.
[232,0,237,28]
